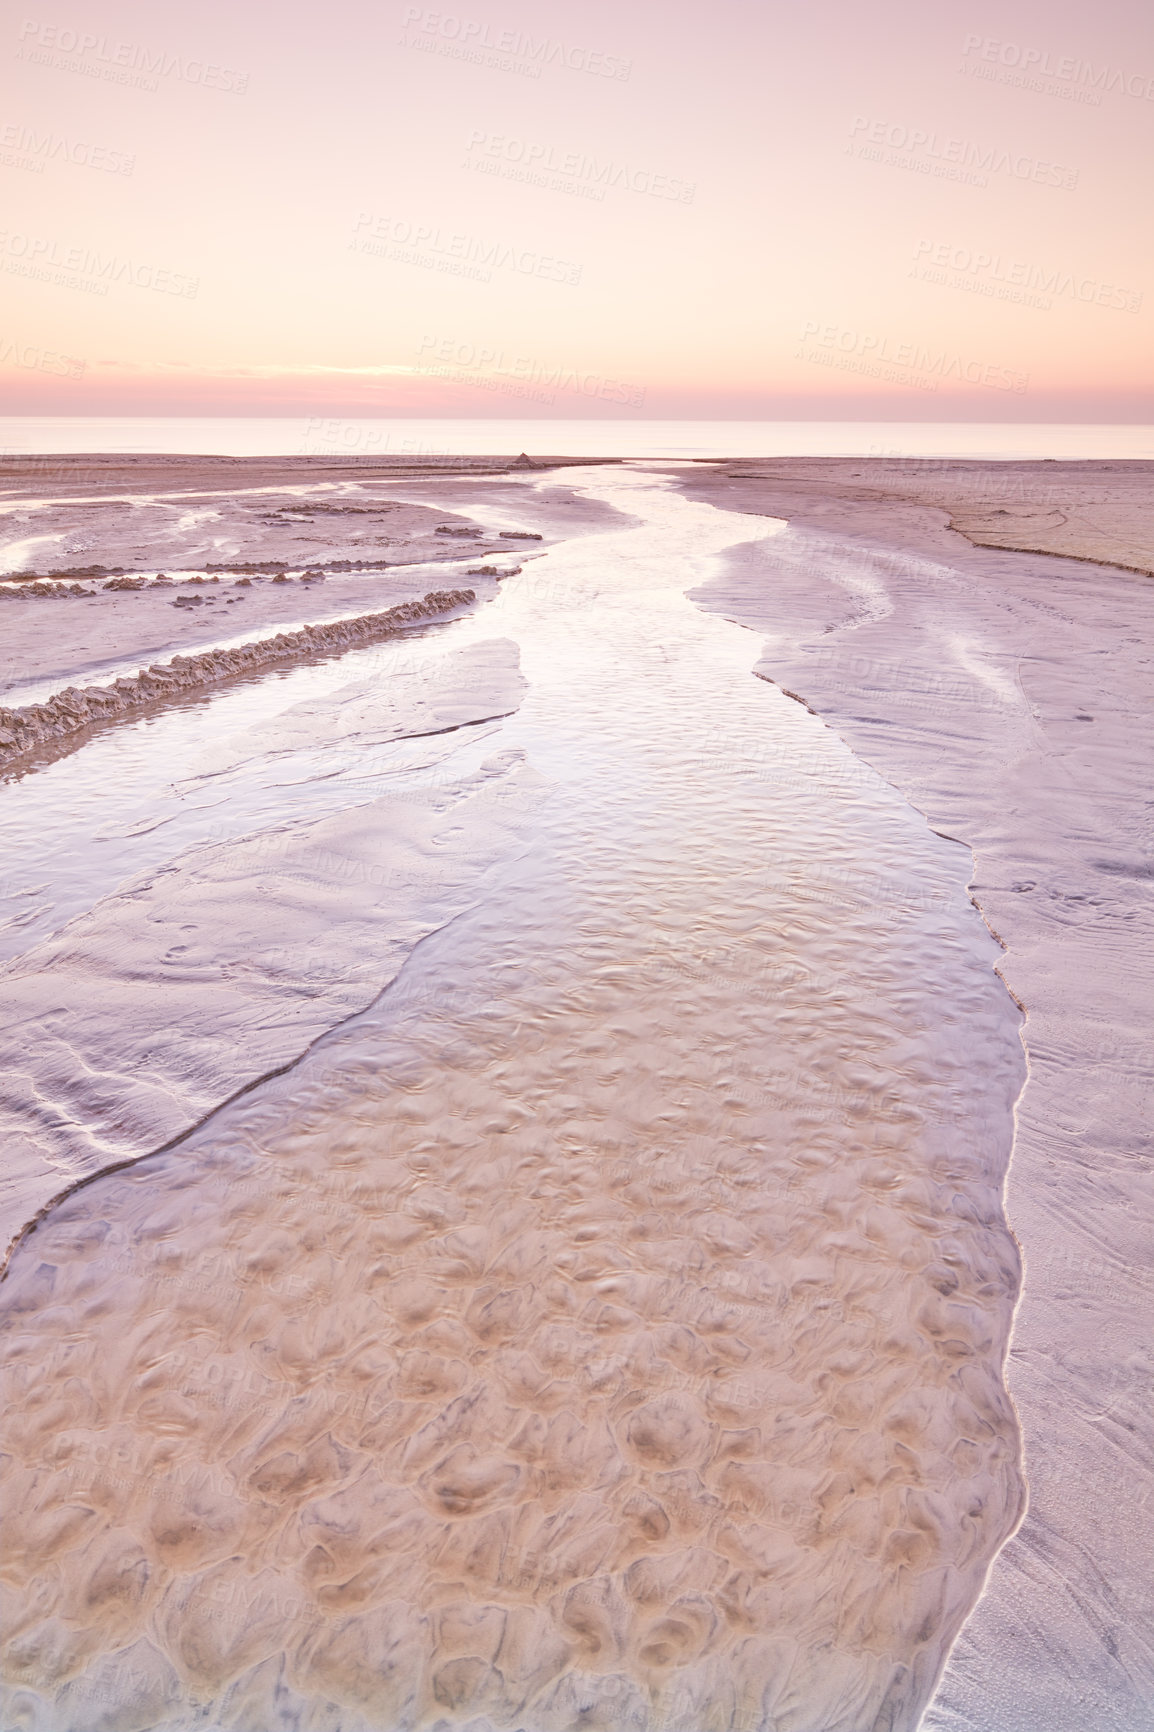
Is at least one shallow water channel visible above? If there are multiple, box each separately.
[0,468,1025,1732]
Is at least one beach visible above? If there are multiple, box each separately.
[678,457,1154,1730]
[0,455,1149,1731]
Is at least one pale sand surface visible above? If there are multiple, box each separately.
[0,467,630,1266]
[0,568,500,712]
[0,469,1026,1730]
[0,636,538,1267]
[0,455,619,503]
[0,590,487,769]
[675,459,1154,1730]
[708,458,1154,577]
[0,457,627,704]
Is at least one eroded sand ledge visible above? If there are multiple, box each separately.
[675,458,1154,1732]
[0,589,475,768]
[0,451,630,703]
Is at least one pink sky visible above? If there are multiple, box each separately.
[1,0,1151,418]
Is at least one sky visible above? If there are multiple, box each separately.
[1,0,1152,418]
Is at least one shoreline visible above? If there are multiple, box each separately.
[688,455,1154,578]
[0,467,630,1266]
[0,450,622,503]
[672,457,1154,1732]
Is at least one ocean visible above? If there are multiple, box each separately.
[1,416,1152,460]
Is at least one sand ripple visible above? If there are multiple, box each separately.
[0,470,1026,1731]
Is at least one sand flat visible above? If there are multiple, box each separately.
[0,465,522,702]
[676,457,1154,1732]
[0,635,538,1266]
[0,454,626,705]
[699,457,1154,577]
[0,468,1026,1731]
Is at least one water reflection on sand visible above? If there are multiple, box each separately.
[0,471,1025,1732]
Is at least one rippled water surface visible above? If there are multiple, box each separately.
[0,620,509,968]
[0,470,1025,1732]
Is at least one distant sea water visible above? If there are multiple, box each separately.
[1,417,1152,461]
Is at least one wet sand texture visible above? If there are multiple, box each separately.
[679,458,1154,1732]
[0,637,535,1264]
[0,453,616,503]
[0,465,630,707]
[0,590,475,767]
[703,458,1154,577]
[0,471,1025,1732]
[0,469,498,589]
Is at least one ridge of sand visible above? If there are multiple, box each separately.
[0,588,476,768]
[0,462,630,701]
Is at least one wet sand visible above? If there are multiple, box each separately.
[0,466,641,1270]
[0,456,627,704]
[676,458,1154,1731]
[0,634,540,1267]
[0,589,486,768]
[0,467,1027,1730]
[700,457,1154,577]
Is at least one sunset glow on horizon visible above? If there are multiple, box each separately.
[2,0,1152,419]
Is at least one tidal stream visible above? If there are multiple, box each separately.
[0,468,1025,1732]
